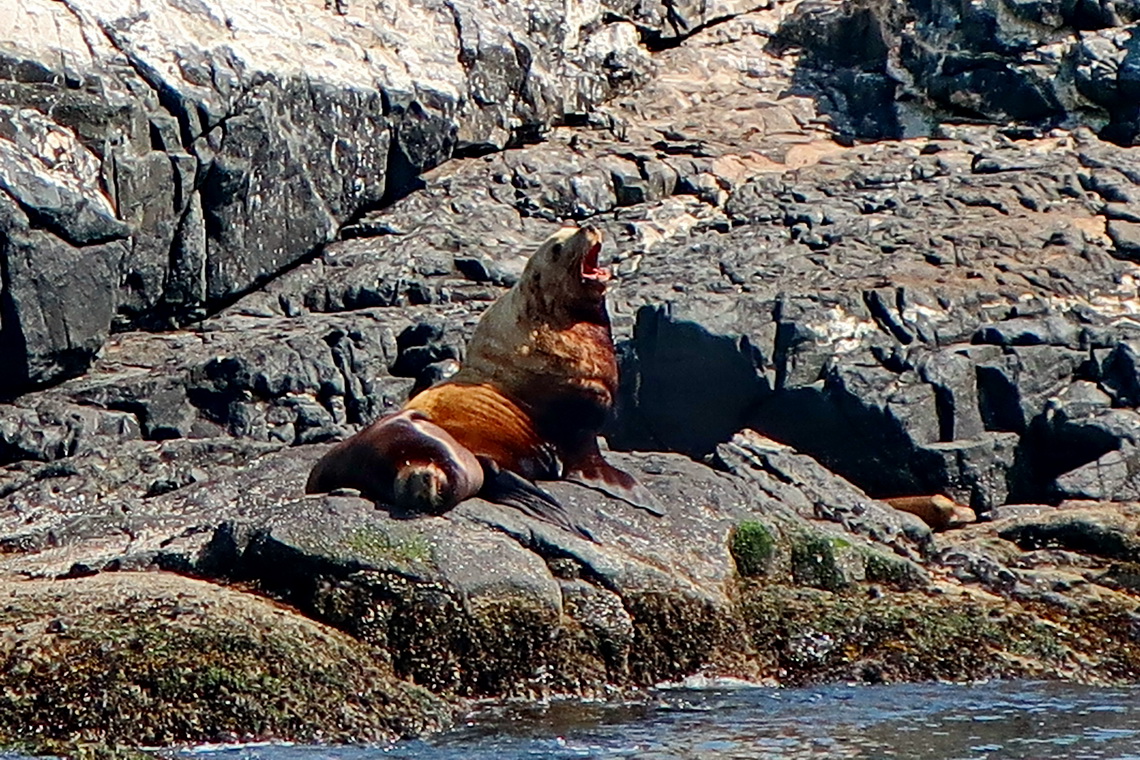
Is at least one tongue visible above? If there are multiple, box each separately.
[582,242,605,277]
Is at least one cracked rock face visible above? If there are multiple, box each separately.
[0,0,680,393]
[9,0,1140,753]
[776,0,1140,144]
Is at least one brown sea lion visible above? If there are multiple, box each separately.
[306,405,583,537]
[307,224,657,538]
[426,223,661,513]
[306,410,483,514]
[883,495,977,531]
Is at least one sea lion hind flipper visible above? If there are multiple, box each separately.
[478,458,596,542]
[565,461,665,516]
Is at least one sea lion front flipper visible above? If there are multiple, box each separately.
[564,448,665,517]
[477,458,596,542]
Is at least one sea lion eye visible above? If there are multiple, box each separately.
[551,243,563,259]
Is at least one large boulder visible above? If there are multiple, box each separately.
[0,572,450,751]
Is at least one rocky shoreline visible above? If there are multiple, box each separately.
[7,0,1140,754]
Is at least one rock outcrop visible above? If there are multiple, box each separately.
[7,0,1140,754]
[2,0,720,393]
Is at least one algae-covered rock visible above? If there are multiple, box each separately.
[730,521,778,577]
[790,533,865,591]
[862,548,929,591]
[0,573,450,756]
[739,584,1075,685]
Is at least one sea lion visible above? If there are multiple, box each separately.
[307,224,657,538]
[306,410,483,514]
[422,223,661,513]
[306,406,584,536]
[883,495,977,531]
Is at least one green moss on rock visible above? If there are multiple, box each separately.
[790,533,864,591]
[731,521,777,577]
[344,525,434,567]
[862,549,928,590]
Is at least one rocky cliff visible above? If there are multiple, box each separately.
[7,0,1140,754]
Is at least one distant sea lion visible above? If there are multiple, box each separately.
[883,495,977,531]
[306,224,659,538]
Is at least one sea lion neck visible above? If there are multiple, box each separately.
[564,296,611,327]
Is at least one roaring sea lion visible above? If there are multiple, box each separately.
[417,223,661,513]
[306,224,658,538]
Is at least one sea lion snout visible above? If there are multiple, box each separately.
[580,232,609,286]
[563,225,610,291]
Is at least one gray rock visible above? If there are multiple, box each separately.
[916,348,986,441]
[1107,219,1140,259]
[774,0,1140,144]
[1053,446,1139,501]
[0,430,931,692]
[0,0,669,393]
[917,434,1020,513]
[713,431,932,559]
[973,317,1083,348]
[999,508,1140,563]
[0,193,123,393]
[611,303,771,455]
[1100,340,1140,406]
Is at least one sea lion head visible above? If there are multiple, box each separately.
[519,225,610,319]
[392,461,455,514]
[389,410,485,514]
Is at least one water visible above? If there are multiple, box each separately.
[191,681,1140,759]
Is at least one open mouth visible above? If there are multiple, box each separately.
[580,240,611,284]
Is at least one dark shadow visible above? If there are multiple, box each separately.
[766,2,904,142]
[1008,414,1122,504]
[380,101,454,207]
[747,383,942,499]
[607,307,771,457]
[0,239,31,400]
